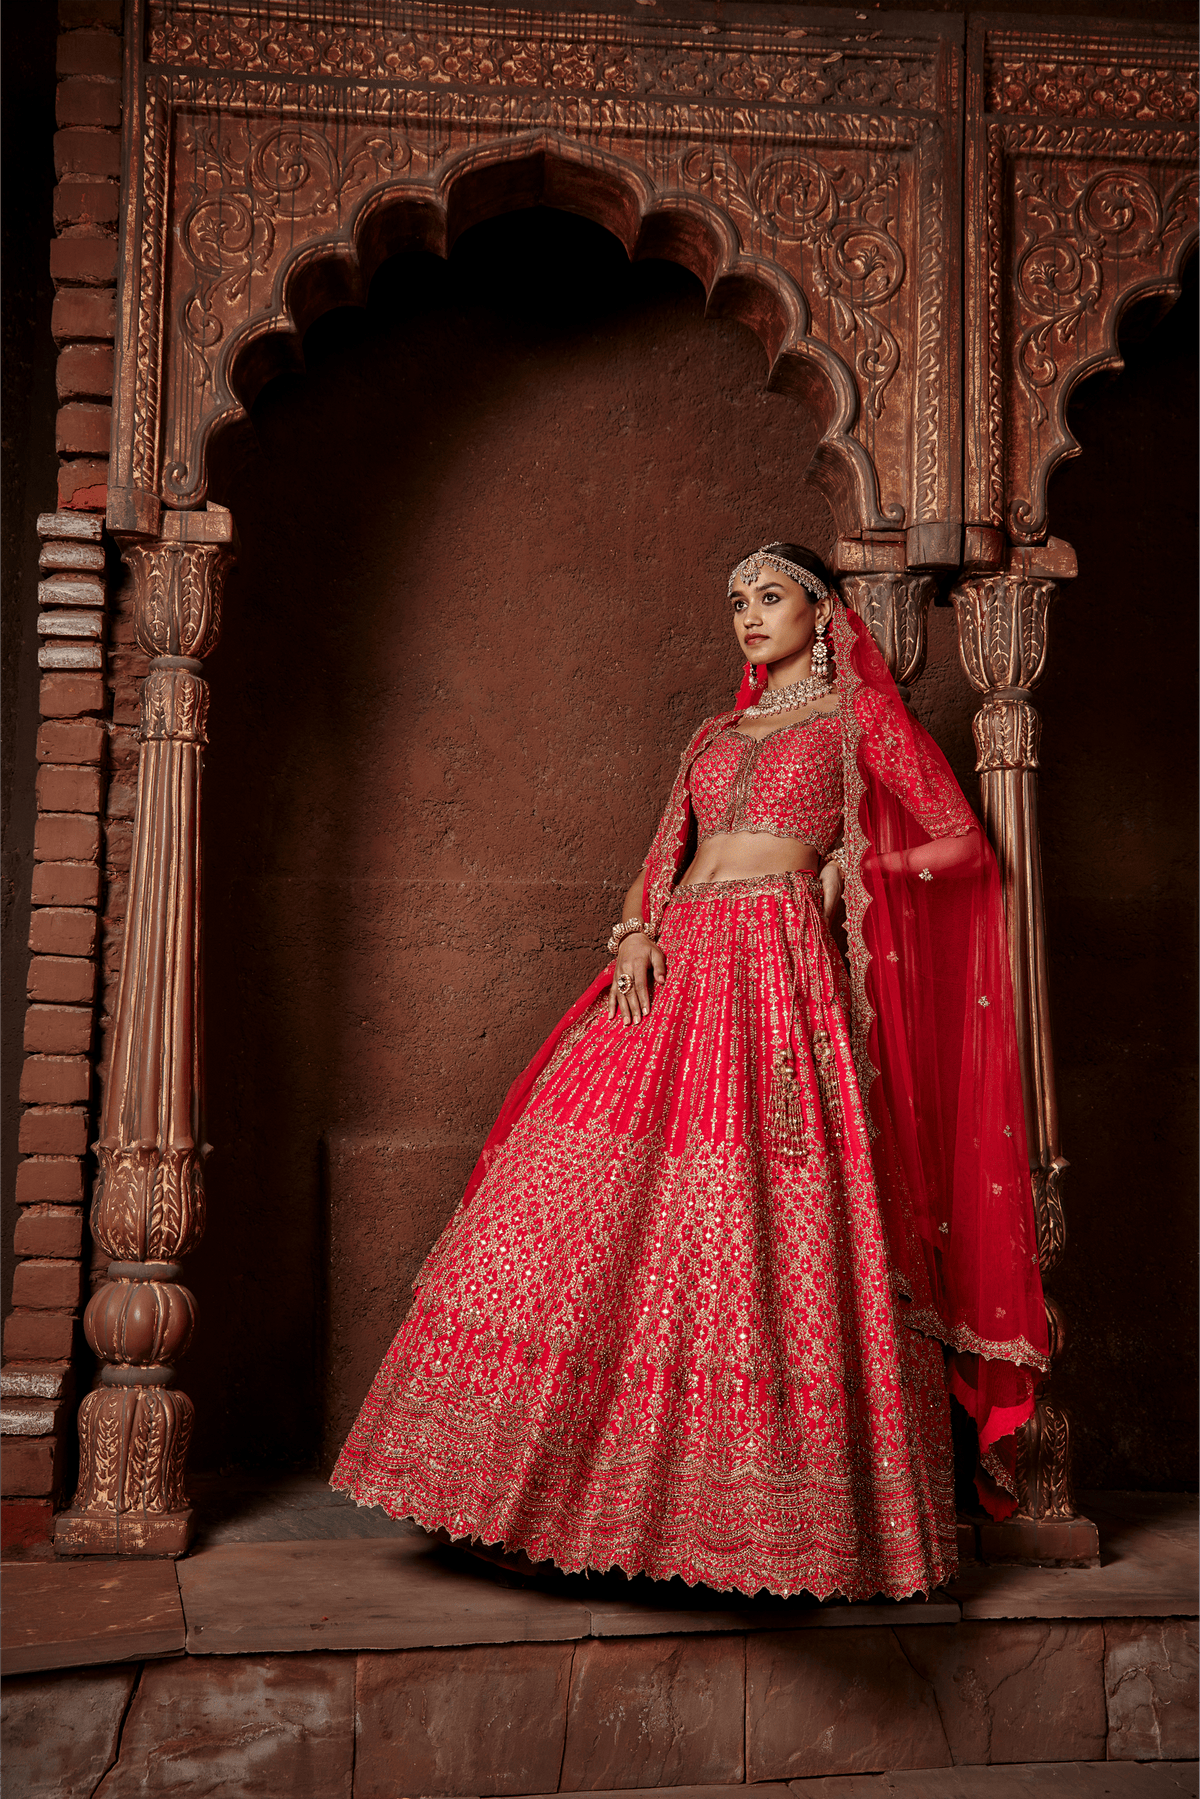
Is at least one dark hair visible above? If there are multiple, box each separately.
[756,542,836,597]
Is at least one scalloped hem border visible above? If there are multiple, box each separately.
[328,1473,958,1606]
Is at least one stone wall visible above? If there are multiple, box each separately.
[2,1615,1196,1793]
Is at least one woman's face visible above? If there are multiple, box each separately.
[729,566,832,677]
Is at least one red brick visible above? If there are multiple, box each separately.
[18,1109,89,1158]
[36,719,106,765]
[57,341,114,399]
[34,812,100,862]
[0,1432,65,1499]
[56,79,121,129]
[19,1056,91,1105]
[54,125,121,178]
[0,1498,55,1552]
[12,1259,83,1310]
[29,909,99,960]
[40,671,106,715]
[106,778,136,820]
[24,1006,93,1055]
[56,402,112,457]
[50,232,118,286]
[16,1158,85,1205]
[27,955,97,1004]
[58,460,108,510]
[53,178,120,232]
[2,1310,75,1364]
[14,1206,85,1259]
[59,0,125,28]
[58,27,122,78]
[35,765,102,813]
[31,862,101,907]
[50,277,117,338]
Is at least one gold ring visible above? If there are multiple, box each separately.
[616,974,633,994]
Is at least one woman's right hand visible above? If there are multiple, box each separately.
[607,933,667,1026]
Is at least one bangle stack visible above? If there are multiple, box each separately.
[607,916,653,956]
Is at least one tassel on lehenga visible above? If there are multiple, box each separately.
[767,1048,810,1158]
[812,1029,845,1140]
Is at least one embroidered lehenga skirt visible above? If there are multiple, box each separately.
[332,871,958,1599]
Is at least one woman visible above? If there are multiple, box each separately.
[332,543,1048,1600]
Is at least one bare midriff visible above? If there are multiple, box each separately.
[677,830,820,888]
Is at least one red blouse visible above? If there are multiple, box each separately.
[688,713,843,857]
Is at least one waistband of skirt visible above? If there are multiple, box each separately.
[668,871,820,906]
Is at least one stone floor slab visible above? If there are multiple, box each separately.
[896,1619,1107,1765]
[178,1537,592,1653]
[786,1764,1200,1796]
[747,1626,951,1781]
[561,1634,745,1789]
[92,1653,353,1798]
[952,1494,1198,1621]
[0,1663,138,1798]
[355,1642,573,1798]
[1105,1618,1199,1761]
[1,1559,184,1674]
[586,1595,961,1636]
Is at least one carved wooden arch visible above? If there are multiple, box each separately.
[109,0,968,563]
[169,132,896,541]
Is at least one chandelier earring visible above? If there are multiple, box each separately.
[811,616,830,679]
[746,662,764,691]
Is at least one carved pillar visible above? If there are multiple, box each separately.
[841,573,938,693]
[951,573,1097,1563]
[55,509,234,1557]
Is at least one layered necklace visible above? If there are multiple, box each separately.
[741,670,833,718]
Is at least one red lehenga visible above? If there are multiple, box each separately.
[332,605,1048,1599]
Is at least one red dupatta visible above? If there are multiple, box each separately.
[461,602,1048,1512]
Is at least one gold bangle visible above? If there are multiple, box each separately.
[606,917,653,957]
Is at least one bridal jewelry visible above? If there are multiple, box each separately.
[616,974,633,994]
[729,548,828,600]
[607,916,653,956]
[811,616,830,679]
[741,671,833,717]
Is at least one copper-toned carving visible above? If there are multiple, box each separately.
[965,22,1198,548]
[106,0,966,554]
[54,514,234,1559]
[842,574,938,689]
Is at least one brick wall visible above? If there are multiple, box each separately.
[1,0,125,1555]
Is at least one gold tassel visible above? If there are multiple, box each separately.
[812,1030,844,1141]
[767,1049,810,1159]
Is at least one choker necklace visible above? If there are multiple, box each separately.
[742,672,833,718]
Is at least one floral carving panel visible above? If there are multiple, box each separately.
[965,23,1198,543]
[108,0,963,548]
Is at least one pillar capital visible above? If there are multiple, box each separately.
[951,573,1058,696]
[121,536,233,663]
[841,572,938,689]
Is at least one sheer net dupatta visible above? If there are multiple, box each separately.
[833,604,1049,1515]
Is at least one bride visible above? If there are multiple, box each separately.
[332,542,1048,1599]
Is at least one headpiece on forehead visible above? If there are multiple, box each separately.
[728,546,828,601]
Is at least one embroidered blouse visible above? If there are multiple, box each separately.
[688,713,843,858]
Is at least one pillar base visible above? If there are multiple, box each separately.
[978,1513,1100,1568]
[53,1507,194,1558]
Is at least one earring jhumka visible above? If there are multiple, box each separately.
[811,617,830,679]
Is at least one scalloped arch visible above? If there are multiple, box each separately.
[1016,212,1198,544]
[182,133,888,538]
